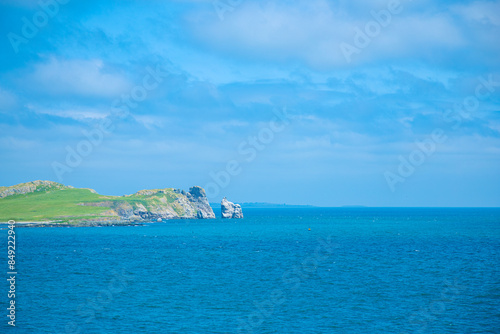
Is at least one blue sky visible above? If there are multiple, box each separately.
[0,0,499,206]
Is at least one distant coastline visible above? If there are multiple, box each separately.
[210,202,316,209]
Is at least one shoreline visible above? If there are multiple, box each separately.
[0,221,146,228]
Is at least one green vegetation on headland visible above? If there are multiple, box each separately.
[0,180,215,226]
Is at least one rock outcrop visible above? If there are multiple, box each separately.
[186,186,216,219]
[117,186,215,221]
[221,197,243,219]
[0,180,73,198]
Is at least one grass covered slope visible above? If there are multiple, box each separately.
[0,187,110,222]
[0,181,215,224]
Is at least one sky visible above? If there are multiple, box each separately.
[0,0,499,207]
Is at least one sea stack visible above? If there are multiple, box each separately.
[187,186,216,219]
[221,197,243,219]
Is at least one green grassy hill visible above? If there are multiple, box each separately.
[0,181,215,225]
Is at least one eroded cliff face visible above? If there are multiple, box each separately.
[186,186,216,219]
[113,186,215,221]
[221,197,243,219]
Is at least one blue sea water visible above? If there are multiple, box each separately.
[1,208,499,333]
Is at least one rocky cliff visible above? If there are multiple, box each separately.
[221,197,243,219]
[185,186,216,219]
[116,186,215,221]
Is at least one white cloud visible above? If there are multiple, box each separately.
[189,0,351,67]
[370,15,464,57]
[188,0,466,68]
[453,1,500,26]
[27,57,131,97]
[134,115,167,130]
[26,104,109,120]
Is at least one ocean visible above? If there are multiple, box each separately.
[2,208,499,333]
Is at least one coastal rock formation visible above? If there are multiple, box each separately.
[119,186,215,221]
[186,186,216,219]
[0,181,216,225]
[221,197,243,219]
